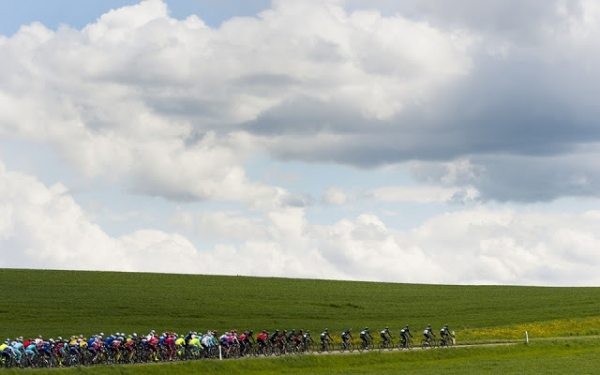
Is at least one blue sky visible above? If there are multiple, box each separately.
[0,0,270,34]
[1,0,600,285]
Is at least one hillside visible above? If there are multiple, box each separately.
[1,268,599,340]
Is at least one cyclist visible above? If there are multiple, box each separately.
[240,330,255,356]
[359,327,372,349]
[164,332,177,361]
[256,330,269,350]
[124,334,137,362]
[286,330,297,345]
[24,340,39,364]
[423,325,435,345]
[218,332,230,348]
[379,327,392,347]
[399,325,413,348]
[201,331,216,357]
[341,329,353,350]
[188,333,203,358]
[302,330,312,350]
[1,339,16,365]
[40,339,54,362]
[269,330,280,347]
[440,325,453,345]
[292,330,304,350]
[320,328,332,351]
[11,338,24,364]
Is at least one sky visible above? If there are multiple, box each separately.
[1,0,600,286]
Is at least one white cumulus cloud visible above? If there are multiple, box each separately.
[2,160,600,285]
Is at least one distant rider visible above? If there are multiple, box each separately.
[440,325,452,345]
[399,325,413,348]
[359,328,372,349]
[423,325,435,344]
[341,329,353,350]
[320,328,332,350]
[379,327,392,347]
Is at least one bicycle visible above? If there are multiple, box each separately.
[302,336,316,353]
[421,335,438,349]
[0,352,19,368]
[358,337,374,352]
[378,337,395,352]
[339,339,354,352]
[397,336,413,350]
[439,332,455,347]
[317,340,334,353]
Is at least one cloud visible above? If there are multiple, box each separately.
[409,150,600,202]
[248,0,600,201]
[370,185,479,204]
[323,187,348,205]
[0,158,197,272]
[2,0,600,205]
[2,160,600,285]
[0,0,475,204]
[0,161,342,278]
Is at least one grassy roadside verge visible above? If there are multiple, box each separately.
[459,315,600,343]
[3,337,600,374]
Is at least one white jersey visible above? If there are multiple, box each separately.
[202,335,213,347]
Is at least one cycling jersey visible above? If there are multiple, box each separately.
[201,335,213,347]
[256,332,268,342]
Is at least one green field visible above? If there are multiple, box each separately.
[2,339,600,374]
[1,268,600,373]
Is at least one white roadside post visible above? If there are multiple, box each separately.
[219,344,223,360]
[525,331,529,344]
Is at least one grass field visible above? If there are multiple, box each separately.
[1,268,600,373]
[1,338,600,374]
[2,268,599,341]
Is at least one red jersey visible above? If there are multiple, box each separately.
[257,332,268,342]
